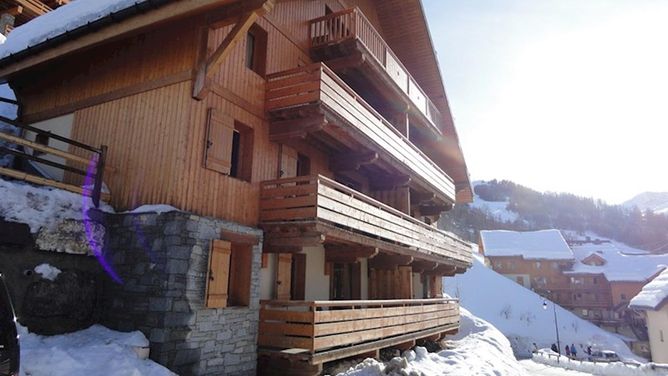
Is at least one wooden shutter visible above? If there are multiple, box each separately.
[276,253,292,300]
[206,239,231,308]
[204,108,234,174]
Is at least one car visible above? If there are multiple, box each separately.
[589,350,620,362]
[0,273,19,376]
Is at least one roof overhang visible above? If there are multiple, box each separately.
[0,0,270,81]
[375,0,472,203]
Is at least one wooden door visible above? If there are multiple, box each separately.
[276,253,292,300]
[291,253,306,300]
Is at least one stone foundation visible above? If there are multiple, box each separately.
[99,210,263,375]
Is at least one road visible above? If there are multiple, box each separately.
[519,360,594,376]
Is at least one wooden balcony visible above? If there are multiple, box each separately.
[260,175,472,268]
[266,63,456,204]
[258,298,459,366]
[308,8,442,136]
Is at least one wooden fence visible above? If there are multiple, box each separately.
[0,115,109,207]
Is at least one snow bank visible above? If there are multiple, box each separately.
[630,268,668,310]
[18,324,174,376]
[34,263,62,281]
[126,204,180,214]
[445,254,640,361]
[0,0,147,60]
[0,177,114,233]
[532,351,668,376]
[480,229,574,260]
[334,308,528,376]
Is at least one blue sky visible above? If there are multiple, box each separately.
[423,0,668,204]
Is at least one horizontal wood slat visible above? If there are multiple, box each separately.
[265,63,456,202]
[259,175,472,265]
[258,298,460,355]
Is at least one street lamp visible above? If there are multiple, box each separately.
[543,297,561,362]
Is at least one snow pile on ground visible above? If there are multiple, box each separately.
[333,308,528,376]
[445,254,640,360]
[630,268,668,310]
[480,229,574,260]
[0,177,114,233]
[0,0,148,59]
[18,324,174,376]
[532,351,668,376]
[33,263,62,281]
[126,204,180,214]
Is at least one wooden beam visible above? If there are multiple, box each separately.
[411,260,438,274]
[329,151,378,172]
[0,166,110,201]
[325,245,378,263]
[417,204,451,217]
[263,245,302,254]
[368,253,413,270]
[268,115,327,141]
[266,234,326,248]
[368,174,411,191]
[5,6,23,16]
[220,229,260,245]
[412,191,436,205]
[425,264,458,276]
[193,0,274,99]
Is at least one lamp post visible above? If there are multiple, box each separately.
[543,297,561,362]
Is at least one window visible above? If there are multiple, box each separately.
[593,277,598,284]
[535,262,541,269]
[661,330,664,342]
[204,108,253,182]
[621,293,627,301]
[582,309,589,317]
[33,133,49,156]
[245,24,267,76]
[206,239,253,308]
[297,153,311,177]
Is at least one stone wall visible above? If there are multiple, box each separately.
[99,210,262,376]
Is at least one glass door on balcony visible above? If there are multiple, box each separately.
[330,262,361,300]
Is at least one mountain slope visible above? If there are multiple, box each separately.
[624,192,668,214]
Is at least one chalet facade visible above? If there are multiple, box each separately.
[0,0,473,374]
[482,230,668,358]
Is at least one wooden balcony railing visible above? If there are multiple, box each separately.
[258,298,459,359]
[0,115,109,207]
[266,63,456,203]
[260,175,472,265]
[309,8,442,130]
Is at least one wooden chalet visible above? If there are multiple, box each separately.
[0,0,473,374]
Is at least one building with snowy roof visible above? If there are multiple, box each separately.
[629,268,668,363]
[482,230,667,358]
[480,230,575,301]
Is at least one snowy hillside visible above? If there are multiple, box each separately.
[470,181,519,222]
[624,192,668,215]
[445,254,640,361]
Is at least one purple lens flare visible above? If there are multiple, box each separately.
[83,153,122,284]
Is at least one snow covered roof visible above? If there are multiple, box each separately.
[480,229,574,260]
[566,239,668,283]
[629,268,668,310]
[0,0,152,61]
